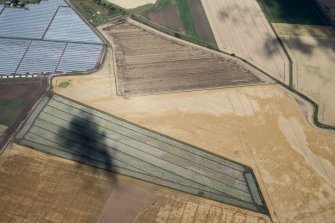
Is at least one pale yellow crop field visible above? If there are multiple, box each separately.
[201,0,289,84]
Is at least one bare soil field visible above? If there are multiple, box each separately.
[201,0,289,84]
[275,25,335,126]
[0,79,44,125]
[188,0,216,43]
[99,20,270,95]
[106,0,156,9]
[145,4,185,33]
[53,48,335,222]
[0,78,46,150]
[0,144,270,223]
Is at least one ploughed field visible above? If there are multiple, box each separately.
[102,21,269,95]
[16,94,267,213]
[0,78,46,148]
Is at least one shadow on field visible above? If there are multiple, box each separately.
[58,110,116,187]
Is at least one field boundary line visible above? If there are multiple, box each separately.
[0,5,4,15]
[55,42,68,73]
[14,40,33,74]
[42,6,62,39]
[0,78,48,154]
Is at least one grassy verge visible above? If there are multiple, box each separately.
[257,0,329,25]
[70,0,125,26]
[0,99,27,126]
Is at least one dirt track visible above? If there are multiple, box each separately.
[53,48,335,222]
[201,0,289,84]
[99,20,270,95]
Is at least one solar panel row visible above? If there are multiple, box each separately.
[0,39,31,74]
[57,43,103,72]
[17,41,66,74]
[0,39,103,75]
[44,7,102,44]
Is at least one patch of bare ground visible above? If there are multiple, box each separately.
[105,0,156,9]
[275,24,335,126]
[98,19,271,95]
[53,47,335,222]
[201,0,289,84]
[145,4,185,33]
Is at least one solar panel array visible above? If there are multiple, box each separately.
[57,43,103,72]
[0,0,104,76]
[44,7,102,44]
[17,41,66,74]
[0,39,31,74]
[0,0,66,39]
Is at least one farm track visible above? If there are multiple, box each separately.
[16,94,267,213]
[101,21,270,95]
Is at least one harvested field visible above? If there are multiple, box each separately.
[145,4,185,33]
[53,48,335,222]
[99,20,270,95]
[278,30,335,126]
[0,144,113,222]
[201,0,289,84]
[187,0,216,43]
[106,0,156,9]
[0,144,270,223]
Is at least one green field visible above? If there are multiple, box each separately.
[177,0,197,37]
[70,0,125,26]
[0,99,27,126]
[138,0,216,47]
[257,0,330,25]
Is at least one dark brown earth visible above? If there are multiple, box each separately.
[145,4,185,33]
[188,0,216,43]
[0,78,46,150]
[101,21,267,95]
[0,78,43,100]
